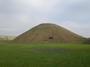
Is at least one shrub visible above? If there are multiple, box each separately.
[84,38,90,44]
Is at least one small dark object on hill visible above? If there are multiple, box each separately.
[49,36,53,39]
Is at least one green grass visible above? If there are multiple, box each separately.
[0,43,90,67]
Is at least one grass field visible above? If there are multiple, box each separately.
[0,43,90,67]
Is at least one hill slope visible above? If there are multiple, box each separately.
[14,23,85,43]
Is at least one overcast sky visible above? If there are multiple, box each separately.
[0,0,90,37]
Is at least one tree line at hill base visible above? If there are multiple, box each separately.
[84,38,90,44]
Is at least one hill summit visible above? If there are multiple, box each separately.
[14,23,84,43]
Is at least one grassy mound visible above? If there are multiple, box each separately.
[14,23,85,43]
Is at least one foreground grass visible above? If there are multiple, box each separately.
[0,43,90,67]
